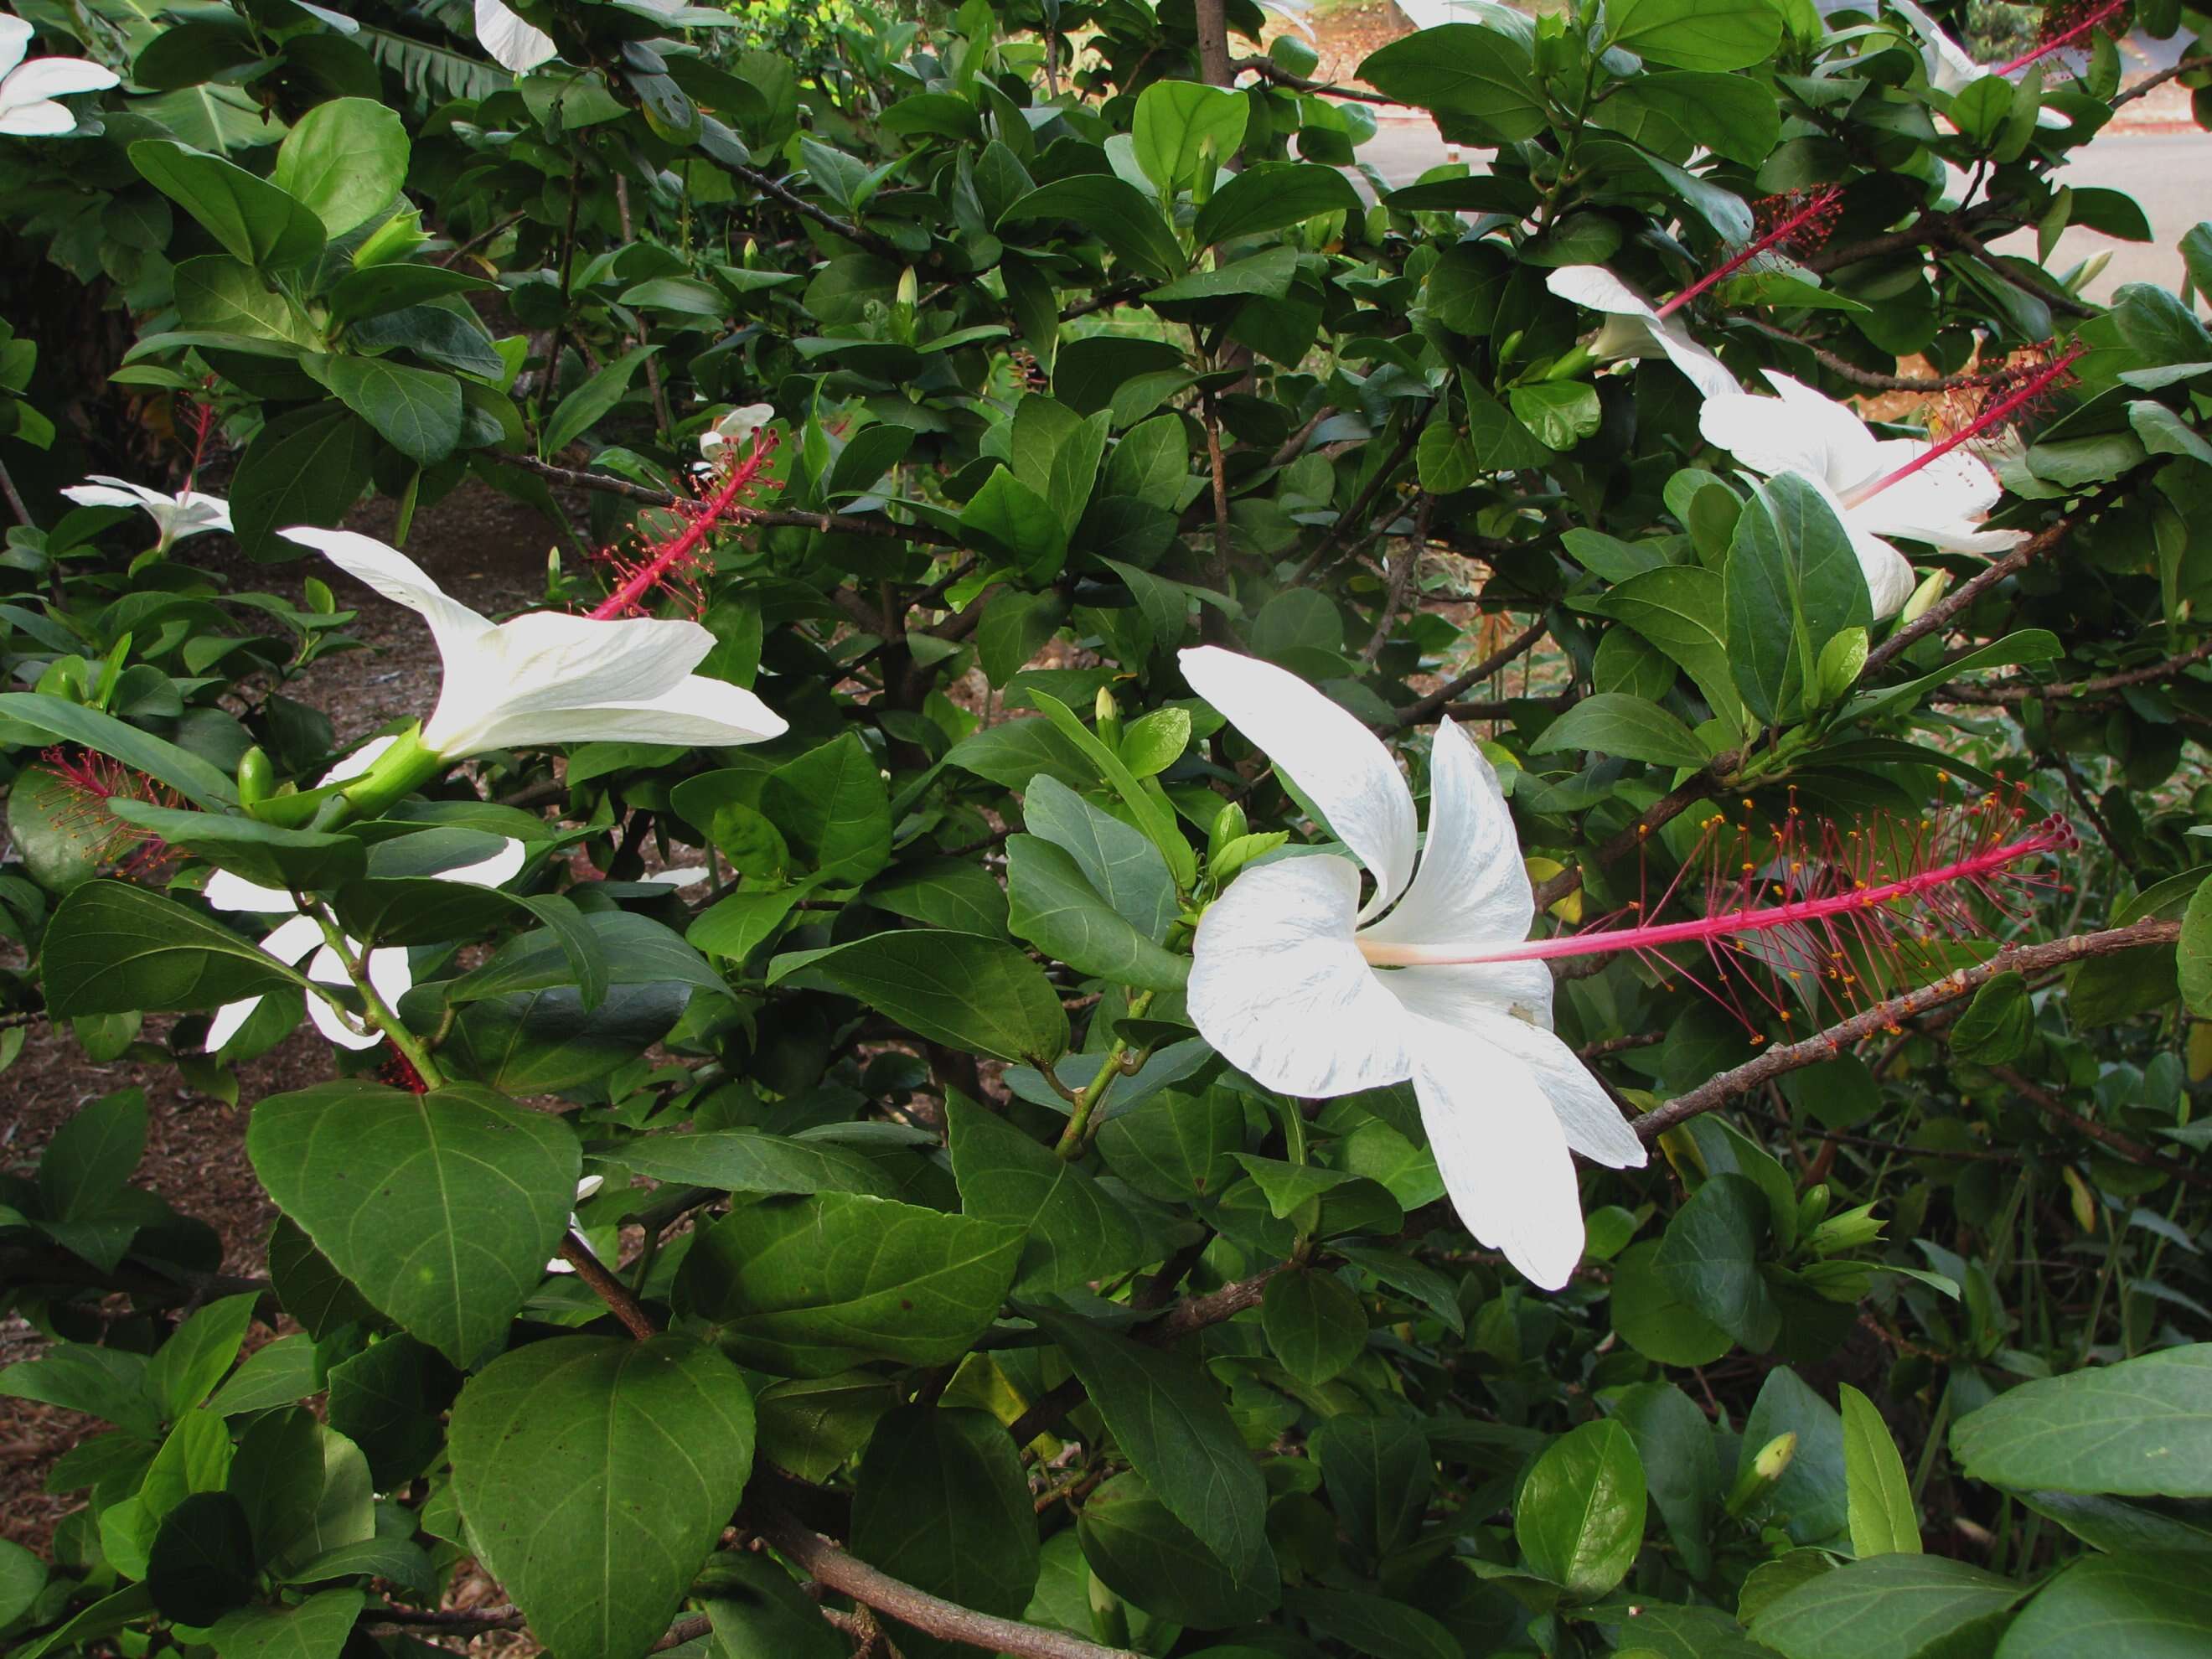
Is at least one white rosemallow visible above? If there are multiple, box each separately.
[1544,267,1742,400]
[204,835,527,1052]
[277,527,788,757]
[1698,370,2025,619]
[1179,647,1647,1290]
[699,402,775,468]
[0,13,117,137]
[1889,0,2068,128]
[61,474,231,547]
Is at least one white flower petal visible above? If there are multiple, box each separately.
[1891,0,1982,90]
[431,609,712,751]
[1465,1009,1647,1169]
[2,55,117,102]
[437,836,527,888]
[1360,719,1531,951]
[61,478,156,511]
[0,99,79,135]
[1180,646,1418,923]
[260,915,327,965]
[205,869,301,913]
[1410,1017,1586,1290]
[0,16,32,80]
[1793,472,1922,619]
[644,866,711,886]
[279,527,498,659]
[1189,855,1418,1097]
[575,1175,605,1202]
[1546,265,1659,323]
[318,733,401,788]
[1649,322,1743,401]
[1375,955,1556,1031]
[173,491,232,537]
[474,0,557,70]
[456,667,787,752]
[204,996,262,1052]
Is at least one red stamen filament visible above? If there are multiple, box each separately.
[1655,189,1844,319]
[1360,817,2072,969]
[586,430,778,621]
[1996,0,2127,74]
[1842,346,2081,506]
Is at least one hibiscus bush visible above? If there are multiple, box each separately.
[4,0,2212,1656]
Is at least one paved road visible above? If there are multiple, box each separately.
[1356,123,2207,303]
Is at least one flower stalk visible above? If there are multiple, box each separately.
[1652,189,1843,320]
[1994,0,2130,75]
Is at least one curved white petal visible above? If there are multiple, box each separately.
[1850,446,2021,555]
[0,100,76,135]
[474,0,557,70]
[3,56,117,102]
[0,17,31,80]
[1466,1009,1647,1169]
[1375,955,1556,1031]
[437,836,527,888]
[1651,322,1743,401]
[1409,1018,1586,1290]
[205,869,301,913]
[1189,855,1417,1097]
[63,477,159,511]
[1360,719,1530,950]
[1891,0,1980,90]
[318,733,401,788]
[1180,646,1417,923]
[1842,520,1920,619]
[1761,371,1884,488]
[644,866,711,886]
[425,610,712,752]
[173,492,232,536]
[1547,265,1659,323]
[700,402,775,460]
[453,668,787,753]
[280,528,498,664]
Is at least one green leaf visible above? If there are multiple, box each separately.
[1001,176,1186,282]
[1132,80,1248,195]
[1613,1381,1721,1580]
[42,880,305,1016]
[1260,1269,1368,1387]
[1726,473,1872,725]
[762,732,892,885]
[703,1557,846,1659]
[1748,1553,2020,1659]
[542,344,659,456]
[228,403,375,561]
[175,255,316,344]
[318,355,463,466]
[450,910,726,1005]
[1026,690,1196,888]
[1994,1551,2212,1657]
[945,1093,1146,1295]
[1951,971,2034,1065]
[1021,775,1177,943]
[1191,162,1362,245]
[0,1540,48,1628]
[1743,1367,1849,1546]
[147,1492,257,1625]
[107,804,365,892]
[1655,1175,1778,1350]
[850,1407,1039,1659]
[1077,1471,1279,1628]
[147,1293,261,1421]
[209,1589,364,1659]
[36,1088,146,1222]
[1532,693,1708,768]
[770,930,1068,1063]
[959,468,1068,583]
[2179,876,2212,1018]
[1095,1086,1244,1202]
[1311,1414,1434,1559]
[129,140,325,271]
[1951,1345,2212,1497]
[1145,245,1300,304]
[448,1336,755,1659]
[1005,835,1189,990]
[1508,381,1603,450]
[1358,25,1547,141]
[1840,1383,1921,1557]
[1281,1587,1460,1659]
[1030,1309,1273,1589]
[677,1192,1023,1377]
[1579,566,1739,715]
[271,98,407,235]
[1516,1419,1647,1600]
[612,1129,897,1197]
[1843,629,2063,722]
[864,858,1010,938]
[245,1081,581,1367]
[328,263,497,325]
[946,716,1098,793]
[1605,0,1784,70]
[0,692,240,808]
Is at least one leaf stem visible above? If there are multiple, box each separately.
[304,906,447,1089]
[1054,990,1155,1160]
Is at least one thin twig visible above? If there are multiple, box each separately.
[1289,421,1422,584]
[1988,1063,2212,1191]
[1393,613,1550,726]
[2111,54,2212,110]
[1863,509,2080,674]
[1362,496,1431,664]
[556,1233,657,1339]
[1936,637,2212,705]
[1632,921,2181,1141]
[1231,54,1398,105]
[501,453,964,547]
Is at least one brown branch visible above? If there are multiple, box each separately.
[1060,282,1148,322]
[1934,636,2212,705]
[1291,420,1423,583]
[1631,921,2181,1141]
[1362,496,1432,664]
[2111,55,2212,111]
[1863,509,2080,674]
[1232,55,1400,106]
[556,1233,657,1340]
[499,454,965,548]
[708,157,907,263]
[1988,1063,2212,1191]
[1742,320,2019,392]
[1393,614,1550,726]
[752,1510,1140,1659]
